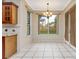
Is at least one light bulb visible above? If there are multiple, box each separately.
[46,12,48,14]
[50,12,52,15]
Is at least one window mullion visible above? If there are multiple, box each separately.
[48,18,49,34]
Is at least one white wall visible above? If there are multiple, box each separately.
[18,0,32,51]
[32,13,65,43]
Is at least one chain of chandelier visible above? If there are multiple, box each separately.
[43,2,53,17]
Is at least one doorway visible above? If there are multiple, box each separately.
[65,5,76,47]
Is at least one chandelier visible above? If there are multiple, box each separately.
[43,3,53,18]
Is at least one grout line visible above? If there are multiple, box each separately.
[10,46,32,59]
[10,43,76,59]
[42,46,45,59]
[62,44,76,58]
[65,42,76,52]
[65,41,76,51]
[21,46,33,59]
[52,47,55,59]
[32,47,39,59]
[56,43,65,59]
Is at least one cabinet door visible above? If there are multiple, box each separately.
[5,35,17,58]
[2,2,18,24]
[2,5,6,23]
[2,5,11,24]
[2,37,5,59]
[12,5,17,24]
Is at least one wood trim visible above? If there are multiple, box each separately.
[65,12,69,41]
[2,36,5,59]
[69,5,76,14]
[2,2,18,8]
[65,41,76,51]
[10,3,12,24]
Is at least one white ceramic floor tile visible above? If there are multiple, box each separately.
[53,49,59,52]
[9,57,22,59]
[9,52,26,59]
[59,49,68,52]
[54,57,64,59]
[34,53,43,57]
[43,57,54,59]
[45,50,52,52]
[71,53,76,57]
[9,43,76,59]
[33,57,43,59]
[44,52,53,57]
[15,52,25,56]
[24,53,34,57]
[53,53,63,58]
[64,57,76,59]
[62,52,72,58]
[22,57,33,59]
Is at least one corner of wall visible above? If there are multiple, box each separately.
[65,40,76,51]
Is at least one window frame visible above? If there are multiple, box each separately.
[38,15,58,34]
[27,11,30,35]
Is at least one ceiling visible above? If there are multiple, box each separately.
[26,0,71,11]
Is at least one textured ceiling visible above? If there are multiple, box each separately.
[26,0,71,11]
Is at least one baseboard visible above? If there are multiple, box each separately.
[65,40,76,51]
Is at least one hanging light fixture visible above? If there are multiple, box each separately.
[43,2,53,18]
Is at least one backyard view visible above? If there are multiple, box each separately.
[39,15,57,34]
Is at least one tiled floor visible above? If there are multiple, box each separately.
[9,43,76,59]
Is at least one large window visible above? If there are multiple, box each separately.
[27,11,30,35]
[39,15,58,34]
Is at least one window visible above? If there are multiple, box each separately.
[27,11,30,35]
[38,15,58,34]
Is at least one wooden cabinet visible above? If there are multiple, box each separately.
[2,2,18,24]
[2,35,17,59]
[2,0,5,2]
